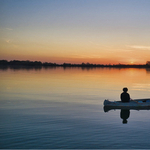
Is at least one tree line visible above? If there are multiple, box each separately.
[0,60,150,68]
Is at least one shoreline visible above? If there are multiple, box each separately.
[0,60,150,69]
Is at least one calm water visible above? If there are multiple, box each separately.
[0,67,150,149]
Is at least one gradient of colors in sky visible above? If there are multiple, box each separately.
[0,0,150,64]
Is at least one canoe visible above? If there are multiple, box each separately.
[103,99,150,112]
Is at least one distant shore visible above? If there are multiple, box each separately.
[0,60,150,69]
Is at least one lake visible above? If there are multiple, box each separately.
[0,67,150,149]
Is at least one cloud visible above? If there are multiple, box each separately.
[4,39,13,44]
[6,39,11,43]
[127,45,150,50]
[5,28,13,31]
[4,39,19,47]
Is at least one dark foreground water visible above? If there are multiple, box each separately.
[0,67,150,149]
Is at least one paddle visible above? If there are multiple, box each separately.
[131,98,150,103]
[130,99,139,104]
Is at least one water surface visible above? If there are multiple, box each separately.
[0,67,150,149]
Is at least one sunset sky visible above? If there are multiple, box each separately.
[0,0,150,64]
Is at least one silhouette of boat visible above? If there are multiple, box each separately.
[103,99,150,112]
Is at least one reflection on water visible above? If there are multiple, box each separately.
[0,67,150,149]
[104,106,150,125]
[120,109,130,124]
[1,65,150,74]
[146,68,150,74]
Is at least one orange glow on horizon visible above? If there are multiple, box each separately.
[0,54,147,65]
[0,41,149,65]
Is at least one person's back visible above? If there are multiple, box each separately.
[121,87,130,102]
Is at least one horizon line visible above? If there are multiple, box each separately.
[0,60,150,68]
[0,59,149,65]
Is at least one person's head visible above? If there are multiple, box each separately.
[123,87,128,92]
[123,119,128,124]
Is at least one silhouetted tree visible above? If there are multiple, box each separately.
[146,61,150,66]
[0,60,8,65]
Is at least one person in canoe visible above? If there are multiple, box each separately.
[120,87,130,102]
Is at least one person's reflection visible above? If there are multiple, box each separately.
[120,109,130,124]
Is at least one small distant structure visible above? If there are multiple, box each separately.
[146,61,150,66]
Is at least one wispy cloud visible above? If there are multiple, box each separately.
[127,45,150,50]
[5,28,13,31]
[6,39,11,43]
[4,39,19,48]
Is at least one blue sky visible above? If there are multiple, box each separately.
[0,0,150,64]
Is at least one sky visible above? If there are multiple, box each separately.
[0,0,150,64]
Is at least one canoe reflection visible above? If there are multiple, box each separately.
[104,106,150,124]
